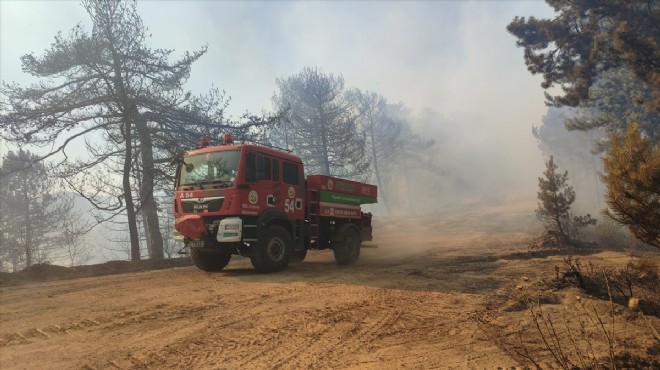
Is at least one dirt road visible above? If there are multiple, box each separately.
[1,206,655,369]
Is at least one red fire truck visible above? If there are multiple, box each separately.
[173,134,377,273]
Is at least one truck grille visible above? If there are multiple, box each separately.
[181,197,224,213]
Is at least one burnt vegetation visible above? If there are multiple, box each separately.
[505,1,660,367]
[518,0,659,253]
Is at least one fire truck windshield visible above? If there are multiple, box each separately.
[179,149,240,188]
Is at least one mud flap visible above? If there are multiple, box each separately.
[360,212,373,241]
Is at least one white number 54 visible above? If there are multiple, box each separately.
[284,199,295,213]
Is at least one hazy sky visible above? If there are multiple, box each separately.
[1,0,557,196]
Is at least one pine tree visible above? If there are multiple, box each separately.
[349,89,403,213]
[536,156,575,238]
[603,123,660,248]
[271,67,369,179]
[0,1,278,261]
[536,156,596,240]
[565,68,659,148]
[507,0,659,111]
[0,150,75,271]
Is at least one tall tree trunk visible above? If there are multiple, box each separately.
[318,108,330,175]
[284,121,290,151]
[133,155,151,256]
[109,42,141,261]
[123,117,141,261]
[140,211,152,256]
[369,124,389,214]
[401,150,415,216]
[134,115,164,260]
[23,183,32,267]
[555,214,566,237]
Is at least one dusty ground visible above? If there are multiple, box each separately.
[1,205,658,369]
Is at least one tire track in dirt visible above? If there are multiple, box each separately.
[86,285,304,370]
[252,290,404,370]
[6,280,489,369]
[330,289,484,369]
[226,286,369,369]
[0,302,212,348]
[327,308,403,368]
[1,276,294,349]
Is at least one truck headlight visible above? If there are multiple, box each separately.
[217,217,242,243]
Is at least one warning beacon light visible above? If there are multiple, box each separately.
[222,133,233,145]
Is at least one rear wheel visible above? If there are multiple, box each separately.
[250,225,292,273]
[333,227,360,265]
[189,247,232,272]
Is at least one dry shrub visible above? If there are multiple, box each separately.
[531,228,599,252]
[500,280,561,313]
[606,258,658,300]
[554,256,660,317]
[530,229,570,250]
[589,218,656,252]
[483,282,659,369]
[591,219,629,250]
[483,256,660,369]
[516,297,660,370]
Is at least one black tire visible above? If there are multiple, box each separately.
[290,249,307,263]
[250,225,292,273]
[333,227,361,265]
[189,247,232,272]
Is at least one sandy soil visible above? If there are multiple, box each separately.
[1,205,658,369]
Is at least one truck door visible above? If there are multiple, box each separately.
[244,152,283,215]
[244,152,304,221]
[281,160,304,220]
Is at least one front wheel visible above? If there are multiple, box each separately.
[333,227,361,265]
[190,247,232,272]
[250,225,292,273]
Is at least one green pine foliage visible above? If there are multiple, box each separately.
[603,123,660,248]
[536,156,596,240]
[507,0,659,112]
[565,68,659,150]
[536,156,574,238]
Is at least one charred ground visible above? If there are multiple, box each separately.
[1,205,658,369]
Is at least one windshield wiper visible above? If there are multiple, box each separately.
[207,179,233,188]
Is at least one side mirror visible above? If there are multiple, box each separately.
[168,150,185,166]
